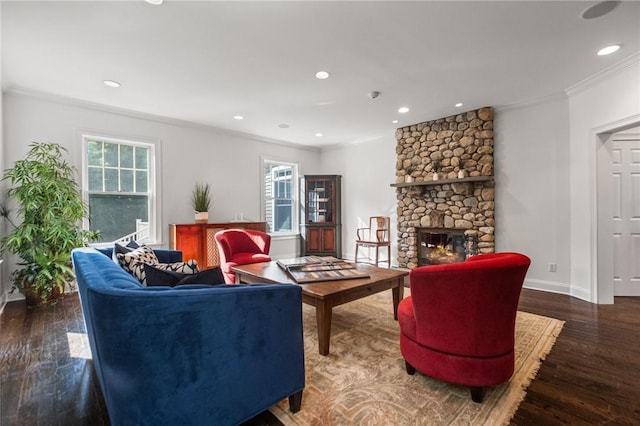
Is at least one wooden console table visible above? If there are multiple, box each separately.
[169,222,266,268]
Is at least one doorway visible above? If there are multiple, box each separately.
[611,134,640,295]
[597,122,640,301]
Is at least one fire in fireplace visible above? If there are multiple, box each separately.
[417,228,478,266]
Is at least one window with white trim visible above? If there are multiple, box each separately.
[83,136,158,244]
[263,160,298,234]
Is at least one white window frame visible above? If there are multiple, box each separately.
[262,158,299,236]
[81,134,161,245]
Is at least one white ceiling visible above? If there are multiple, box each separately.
[2,1,639,148]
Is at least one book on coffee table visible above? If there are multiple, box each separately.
[276,256,369,283]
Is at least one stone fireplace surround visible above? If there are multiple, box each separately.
[394,107,495,269]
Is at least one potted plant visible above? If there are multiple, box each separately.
[0,142,99,306]
[432,161,442,181]
[192,182,212,223]
[458,161,466,178]
[405,166,415,183]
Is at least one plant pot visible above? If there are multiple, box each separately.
[405,175,414,183]
[195,211,209,224]
[458,170,466,179]
[432,173,439,181]
[23,280,63,308]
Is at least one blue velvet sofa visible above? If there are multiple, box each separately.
[71,247,305,426]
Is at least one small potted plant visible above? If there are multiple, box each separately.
[0,142,99,306]
[192,182,212,223]
[432,161,442,181]
[405,166,415,183]
[458,161,466,179]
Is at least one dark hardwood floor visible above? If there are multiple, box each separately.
[1,289,638,425]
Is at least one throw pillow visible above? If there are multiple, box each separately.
[144,264,225,287]
[112,240,140,263]
[116,245,159,284]
[155,259,199,275]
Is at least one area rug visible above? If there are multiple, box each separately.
[270,290,564,426]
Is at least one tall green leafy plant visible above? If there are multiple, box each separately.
[0,142,99,304]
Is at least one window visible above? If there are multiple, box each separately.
[263,160,298,234]
[83,136,158,244]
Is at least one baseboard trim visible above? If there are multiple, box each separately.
[524,279,570,296]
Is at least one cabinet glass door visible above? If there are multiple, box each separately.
[307,179,333,223]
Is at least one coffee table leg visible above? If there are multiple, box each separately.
[316,301,332,356]
[392,278,404,320]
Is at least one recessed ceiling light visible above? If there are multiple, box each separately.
[315,133,323,137]
[145,0,164,5]
[580,1,619,20]
[315,71,330,80]
[398,107,410,114]
[455,102,463,108]
[103,80,121,88]
[597,44,621,56]
[392,120,399,124]
[233,115,244,120]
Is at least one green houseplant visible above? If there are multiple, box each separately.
[404,166,415,183]
[0,142,99,305]
[192,181,211,223]
[432,160,442,181]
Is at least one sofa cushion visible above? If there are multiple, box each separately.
[116,244,199,286]
[143,263,217,287]
[155,259,199,275]
[112,241,140,263]
[116,245,160,284]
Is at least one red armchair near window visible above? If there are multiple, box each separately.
[214,229,272,283]
[398,252,531,403]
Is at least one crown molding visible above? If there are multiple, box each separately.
[565,52,640,97]
[494,91,568,113]
[494,52,640,112]
[3,87,321,153]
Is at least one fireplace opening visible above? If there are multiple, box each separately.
[417,228,477,266]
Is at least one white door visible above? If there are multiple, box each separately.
[612,137,640,296]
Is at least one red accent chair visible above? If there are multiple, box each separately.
[398,252,531,403]
[214,229,272,283]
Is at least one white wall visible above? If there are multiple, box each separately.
[320,135,400,265]
[494,95,571,294]
[567,56,640,303]
[2,91,321,300]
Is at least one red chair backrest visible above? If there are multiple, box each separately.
[215,229,271,263]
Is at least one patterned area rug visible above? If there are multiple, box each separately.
[271,290,564,425]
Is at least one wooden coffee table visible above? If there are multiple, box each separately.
[232,261,408,356]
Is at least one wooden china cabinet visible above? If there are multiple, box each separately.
[300,175,341,257]
[169,222,266,269]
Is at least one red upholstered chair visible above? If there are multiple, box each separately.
[214,229,272,283]
[398,252,531,403]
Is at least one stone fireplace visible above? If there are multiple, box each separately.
[393,107,495,269]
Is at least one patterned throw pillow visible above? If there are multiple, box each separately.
[116,245,160,285]
[155,259,199,275]
[112,241,140,263]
